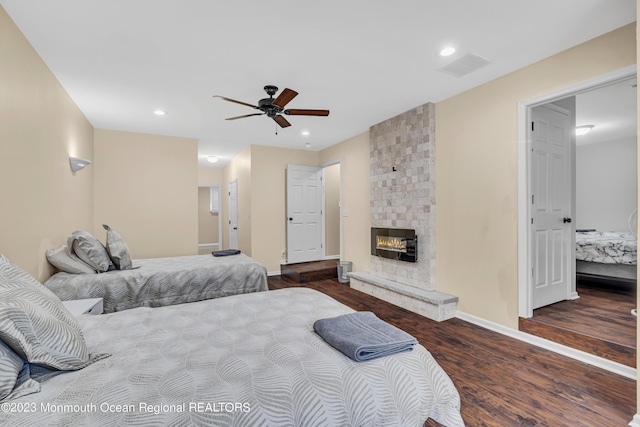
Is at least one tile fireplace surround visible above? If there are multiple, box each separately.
[349,102,457,321]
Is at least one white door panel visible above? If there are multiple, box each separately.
[531,105,573,309]
[287,165,323,264]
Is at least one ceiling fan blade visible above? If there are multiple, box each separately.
[284,109,330,116]
[213,95,259,109]
[272,88,298,109]
[272,115,292,128]
[226,113,264,120]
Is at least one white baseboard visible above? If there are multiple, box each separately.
[455,311,637,380]
[628,414,640,426]
[267,270,281,277]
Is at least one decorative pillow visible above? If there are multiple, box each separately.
[45,245,96,275]
[0,340,27,400]
[67,230,111,273]
[102,224,132,270]
[0,254,109,371]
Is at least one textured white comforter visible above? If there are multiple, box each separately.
[576,231,637,265]
[0,288,464,426]
[44,254,268,313]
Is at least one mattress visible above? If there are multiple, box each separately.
[44,253,268,313]
[575,231,637,265]
[0,288,464,427]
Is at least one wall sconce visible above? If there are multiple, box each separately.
[69,156,92,173]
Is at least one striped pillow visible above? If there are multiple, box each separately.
[0,254,108,370]
[102,224,132,270]
[67,230,111,272]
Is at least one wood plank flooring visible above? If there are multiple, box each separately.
[519,280,636,367]
[268,276,636,427]
[280,260,339,282]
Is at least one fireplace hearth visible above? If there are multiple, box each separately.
[371,228,417,262]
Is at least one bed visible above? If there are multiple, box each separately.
[575,231,637,285]
[44,253,268,313]
[0,287,464,427]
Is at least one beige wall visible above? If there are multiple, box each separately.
[0,6,94,281]
[436,23,637,329]
[319,132,371,272]
[222,146,252,254]
[198,166,223,187]
[324,163,341,256]
[250,145,319,272]
[93,129,198,259]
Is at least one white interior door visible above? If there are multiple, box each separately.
[228,179,238,250]
[287,165,323,264]
[531,104,574,309]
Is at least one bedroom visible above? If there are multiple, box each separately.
[0,1,638,425]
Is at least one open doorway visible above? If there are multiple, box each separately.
[518,66,637,365]
[197,186,222,254]
[285,162,342,265]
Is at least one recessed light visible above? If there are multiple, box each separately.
[301,130,310,136]
[207,156,219,163]
[575,125,594,136]
[439,46,456,57]
[154,110,167,116]
[305,143,311,149]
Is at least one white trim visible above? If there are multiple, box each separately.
[267,270,281,277]
[456,311,637,380]
[518,65,637,318]
[197,243,220,248]
[628,414,640,427]
[324,255,341,260]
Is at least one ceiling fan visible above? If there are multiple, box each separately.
[213,85,329,128]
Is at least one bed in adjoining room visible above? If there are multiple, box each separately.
[0,253,464,427]
[575,230,637,285]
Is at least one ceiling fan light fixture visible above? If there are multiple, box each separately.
[575,125,594,136]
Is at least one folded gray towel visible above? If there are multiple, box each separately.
[313,312,418,361]
[212,249,241,257]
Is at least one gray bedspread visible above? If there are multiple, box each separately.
[44,254,268,313]
[0,288,464,427]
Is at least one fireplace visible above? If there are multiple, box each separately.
[371,228,417,263]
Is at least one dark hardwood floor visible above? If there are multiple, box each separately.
[268,276,636,427]
[519,280,636,367]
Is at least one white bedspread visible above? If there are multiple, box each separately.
[44,254,268,313]
[576,231,637,265]
[0,288,464,426]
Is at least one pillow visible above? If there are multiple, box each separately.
[102,224,132,270]
[45,245,96,275]
[67,230,111,272]
[0,254,109,371]
[0,340,26,400]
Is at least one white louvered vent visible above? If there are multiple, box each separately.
[438,53,491,78]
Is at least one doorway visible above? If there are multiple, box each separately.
[518,66,637,364]
[285,162,342,264]
[197,186,222,254]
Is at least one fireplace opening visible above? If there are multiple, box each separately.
[371,228,417,262]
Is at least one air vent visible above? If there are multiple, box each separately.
[438,53,491,78]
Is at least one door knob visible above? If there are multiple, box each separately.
[288,217,293,221]
[563,217,572,223]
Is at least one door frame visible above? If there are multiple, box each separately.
[517,65,636,318]
[320,160,343,261]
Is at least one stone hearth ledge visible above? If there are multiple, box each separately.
[348,272,458,322]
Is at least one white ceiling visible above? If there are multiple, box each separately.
[1,1,636,166]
